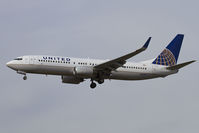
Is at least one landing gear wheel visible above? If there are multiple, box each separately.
[90,82,97,89]
[23,75,27,80]
[98,79,104,84]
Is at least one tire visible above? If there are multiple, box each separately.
[90,82,97,89]
[98,79,104,84]
[23,76,27,80]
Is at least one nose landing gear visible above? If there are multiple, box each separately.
[23,75,27,80]
[17,71,27,80]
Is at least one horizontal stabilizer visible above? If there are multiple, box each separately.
[166,60,196,70]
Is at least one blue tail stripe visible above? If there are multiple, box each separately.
[166,34,184,62]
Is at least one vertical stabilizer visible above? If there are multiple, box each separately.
[152,34,184,66]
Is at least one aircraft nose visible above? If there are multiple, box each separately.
[6,61,16,70]
[6,61,12,68]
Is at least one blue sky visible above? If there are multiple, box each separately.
[0,0,198,133]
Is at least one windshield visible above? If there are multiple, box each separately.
[14,58,23,60]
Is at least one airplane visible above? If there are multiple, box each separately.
[6,34,196,89]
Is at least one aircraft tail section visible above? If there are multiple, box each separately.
[152,34,184,66]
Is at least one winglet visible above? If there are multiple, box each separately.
[142,37,151,49]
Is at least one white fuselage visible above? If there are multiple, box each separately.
[6,55,178,80]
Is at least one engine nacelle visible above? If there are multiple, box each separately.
[62,76,83,84]
[73,66,94,78]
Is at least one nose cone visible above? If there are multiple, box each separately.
[6,61,12,68]
[6,61,17,70]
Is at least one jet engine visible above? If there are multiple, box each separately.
[73,66,94,78]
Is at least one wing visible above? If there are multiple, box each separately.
[94,37,151,72]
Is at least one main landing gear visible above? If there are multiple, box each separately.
[90,81,97,89]
[90,79,104,89]
[98,79,104,84]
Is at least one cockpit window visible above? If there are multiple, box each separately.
[14,58,23,60]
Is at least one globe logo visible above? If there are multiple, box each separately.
[153,49,176,66]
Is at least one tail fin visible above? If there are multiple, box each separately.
[152,34,184,66]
